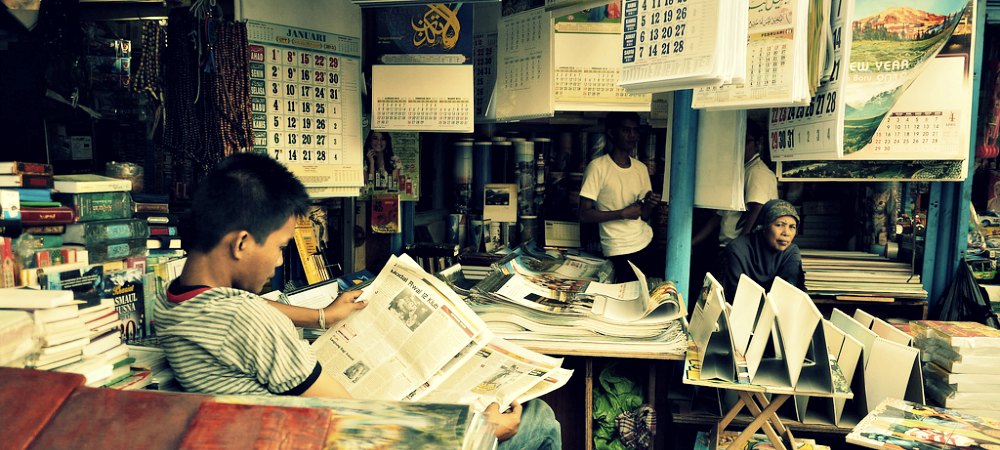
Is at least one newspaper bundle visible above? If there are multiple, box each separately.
[312,254,572,411]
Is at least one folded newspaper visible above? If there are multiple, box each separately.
[312,254,573,411]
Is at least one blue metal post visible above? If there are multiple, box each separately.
[665,90,699,304]
[392,201,416,255]
[923,0,986,311]
[922,183,941,298]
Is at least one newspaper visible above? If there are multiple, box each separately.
[313,254,571,409]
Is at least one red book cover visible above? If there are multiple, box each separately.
[178,402,331,450]
[0,161,54,175]
[0,367,85,450]
[21,174,54,189]
[31,387,209,450]
[149,226,178,236]
[21,206,75,226]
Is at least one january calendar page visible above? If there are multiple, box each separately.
[246,20,364,189]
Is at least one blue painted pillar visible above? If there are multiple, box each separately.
[923,0,985,312]
[392,201,416,255]
[665,90,699,304]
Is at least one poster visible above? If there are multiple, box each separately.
[374,3,474,64]
[360,131,421,201]
[246,20,364,191]
[772,0,975,172]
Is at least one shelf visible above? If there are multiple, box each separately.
[671,412,851,437]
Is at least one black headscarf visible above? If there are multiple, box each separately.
[717,199,805,301]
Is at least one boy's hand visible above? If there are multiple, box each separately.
[484,401,522,442]
[620,204,643,220]
[324,290,367,325]
[642,192,662,215]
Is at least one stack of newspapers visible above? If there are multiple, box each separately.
[618,0,749,94]
[464,249,687,354]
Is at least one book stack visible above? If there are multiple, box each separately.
[0,162,54,191]
[53,174,145,265]
[133,193,182,256]
[0,310,37,367]
[800,250,927,301]
[119,345,170,391]
[912,321,1000,419]
[1,188,21,238]
[0,289,88,371]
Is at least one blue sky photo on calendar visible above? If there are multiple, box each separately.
[842,0,972,154]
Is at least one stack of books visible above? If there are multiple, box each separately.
[913,320,1000,419]
[800,250,927,301]
[0,289,88,371]
[53,174,145,264]
[0,188,21,238]
[0,310,36,367]
[133,193,181,257]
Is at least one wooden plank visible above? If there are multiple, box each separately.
[834,295,895,303]
[178,401,331,449]
[585,358,594,450]
[30,387,209,450]
[0,368,85,450]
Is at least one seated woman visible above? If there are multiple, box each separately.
[718,199,805,301]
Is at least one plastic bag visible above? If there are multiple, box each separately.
[930,259,1000,328]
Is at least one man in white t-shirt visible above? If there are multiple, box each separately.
[692,119,778,249]
[579,112,661,282]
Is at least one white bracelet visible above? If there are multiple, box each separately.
[317,308,326,329]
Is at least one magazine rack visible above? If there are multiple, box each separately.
[683,344,853,450]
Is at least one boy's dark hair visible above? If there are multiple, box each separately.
[184,153,309,253]
[605,111,642,131]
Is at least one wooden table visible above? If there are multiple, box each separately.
[518,340,686,450]
[682,353,852,450]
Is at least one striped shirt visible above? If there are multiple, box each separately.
[154,285,320,396]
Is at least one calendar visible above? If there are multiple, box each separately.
[771,0,973,169]
[769,0,851,161]
[247,20,364,189]
[693,0,809,110]
[473,3,499,120]
[552,3,651,111]
[496,6,554,121]
[619,0,727,91]
[372,65,474,132]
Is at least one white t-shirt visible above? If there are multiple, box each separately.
[579,154,654,256]
[719,155,778,246]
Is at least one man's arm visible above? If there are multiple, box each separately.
[579,197,642,223]
[640,192,661,220]
[484,401,522,442]
[692,214,721,246]
[739,202,765,236]
[268,290,367,328]
[301,369,352,399]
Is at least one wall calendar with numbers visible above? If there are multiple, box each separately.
[769,0,851,161]
[246,20,364,190]
[496,6,555,121]
[618,0,747,94]
[553,1,652,111]
[773,0,975,181]
[692,0,812,110]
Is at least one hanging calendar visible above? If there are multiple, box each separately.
[247,20,364,190]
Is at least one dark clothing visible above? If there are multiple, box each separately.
[609,243,660,283]
[718,232,805,302]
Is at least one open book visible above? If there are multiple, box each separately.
[312,254,573,411]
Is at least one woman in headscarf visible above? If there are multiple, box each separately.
[717,199,805,301]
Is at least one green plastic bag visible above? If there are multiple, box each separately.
[593,362,645,450]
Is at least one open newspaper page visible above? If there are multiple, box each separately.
[313,254,494,401]
[416,337,569,411]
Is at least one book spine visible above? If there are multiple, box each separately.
[87,238,147,264]
[54,178,131,193]
[148,226,177,236]
[20,174,54,189]
[15,234,63,249]
[21,207,75,225]
[65,219,149,245]
[133,203,169,213]
[56,191,133,222]
[22,246,81,269]
[11,162,54,175]
[23,225,65,235]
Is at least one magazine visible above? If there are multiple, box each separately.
[312,254,572,411]
[847,398,1000,449]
